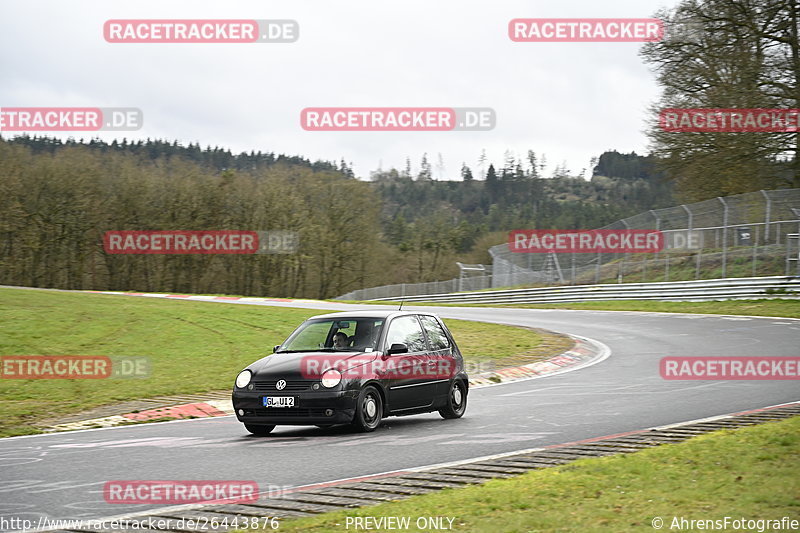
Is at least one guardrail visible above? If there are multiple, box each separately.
[368,276,800,305]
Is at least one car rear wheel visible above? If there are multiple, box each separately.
[439,380,467,419]
[350,385,383,432]
[244,423,276,436]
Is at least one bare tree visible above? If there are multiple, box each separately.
[641,0,799,201]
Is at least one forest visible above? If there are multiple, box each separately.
[0,137,674,298]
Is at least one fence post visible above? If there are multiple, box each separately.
[650,209,661,231]
[681,204,693,234]
[650,210,661,280]
[696,246,702,280]
[571,253,576,285]
[793,209,800,276]
[595,252,601,284]
[679,203,697,280]
[761,190,771,244]
[752,225,759,277]
[718,197,729,278]
[620,219,629,283]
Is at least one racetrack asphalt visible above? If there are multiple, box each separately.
[1,298,798,529]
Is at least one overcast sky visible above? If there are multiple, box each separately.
[1,0,681,180]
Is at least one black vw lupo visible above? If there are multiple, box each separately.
[232,310,468,434]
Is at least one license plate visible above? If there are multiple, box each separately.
[262,396,295,408]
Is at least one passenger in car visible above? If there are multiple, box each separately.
[352,323,378,350]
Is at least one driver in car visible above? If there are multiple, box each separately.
[333,331,350,349]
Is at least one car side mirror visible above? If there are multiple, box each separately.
[387,343,408,355]
[273,345,280,353]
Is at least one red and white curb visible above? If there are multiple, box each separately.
[45,400,235,433]
[86,290,307,304]
[468,334,609,388]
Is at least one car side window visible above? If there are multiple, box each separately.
[385,316,427,353]
[419,315,450,351]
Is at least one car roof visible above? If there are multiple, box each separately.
[307,310,438,321]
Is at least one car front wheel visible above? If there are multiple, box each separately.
[244,423,276,436]
[350,385,383,432]
[439,380,467,419]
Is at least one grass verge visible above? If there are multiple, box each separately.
[254,416,800,533]
[0,287,557,437]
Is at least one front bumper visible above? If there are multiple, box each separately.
[232,388,359,425]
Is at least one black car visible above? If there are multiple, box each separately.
[232,310,468,434]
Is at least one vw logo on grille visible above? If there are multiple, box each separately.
[275,379,287,391]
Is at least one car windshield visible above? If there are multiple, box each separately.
[277,318,385,353]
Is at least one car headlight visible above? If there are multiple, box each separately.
[235,370,252,388]
[321,369,341,388]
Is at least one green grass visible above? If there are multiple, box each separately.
[256,416,800,533]
[0,288,549,437]
[445,322,543,359]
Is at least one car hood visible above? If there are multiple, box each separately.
[247,351,379,378]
